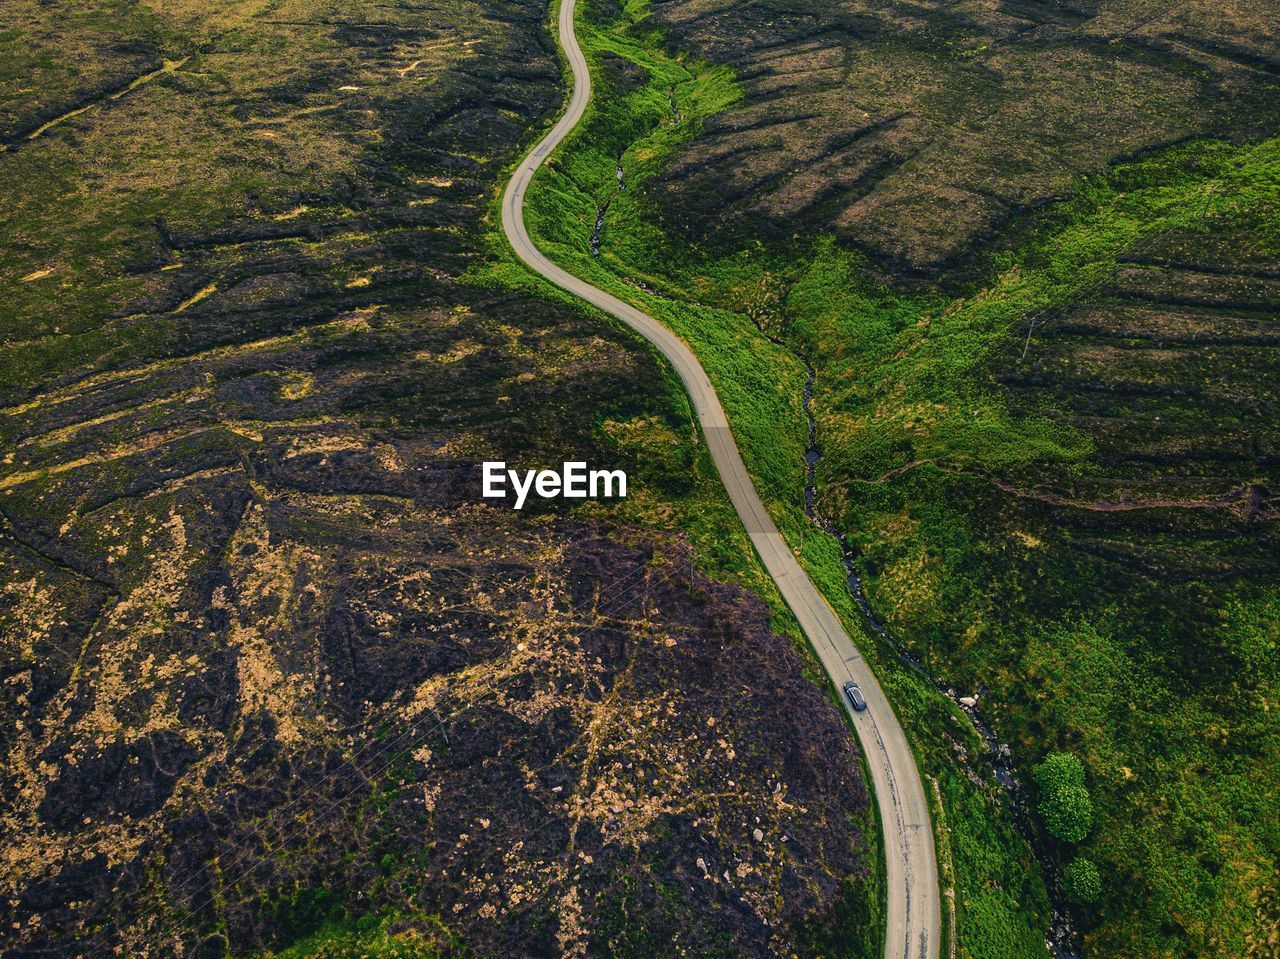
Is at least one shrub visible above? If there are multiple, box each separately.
[1063,857,1102,903]
[1033,752,1085,791]
[1033,752,1093,843]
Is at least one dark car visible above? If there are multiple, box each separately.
[843,681,867,712]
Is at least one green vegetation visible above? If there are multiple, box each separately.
[1032,753,1093,845]
[265,888,343,946]
[6,0,1273,954]
[494,0,1280,956]
[485,1,1055,955]
[828,140,1280,957]
[1063,859,1102,906]
[258,913,457,959]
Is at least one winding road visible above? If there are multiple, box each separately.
[500,2,941,956]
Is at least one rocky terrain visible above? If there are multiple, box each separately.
[0,1,877,956]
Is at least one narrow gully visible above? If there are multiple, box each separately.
[796,339,1081,958]
[590,159,625,257]
[593,83,679,259]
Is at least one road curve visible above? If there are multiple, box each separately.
[500,2,941,956]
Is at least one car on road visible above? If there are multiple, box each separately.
[843,681,867,712]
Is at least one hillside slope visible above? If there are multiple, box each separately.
[519,0,1280,954]
[0,1,879,955]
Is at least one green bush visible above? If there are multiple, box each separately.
[1033,752,1093,843]
[1032,752,1085,791]
[1063,857,1102,904]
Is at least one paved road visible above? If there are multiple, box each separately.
[501,2,941,956]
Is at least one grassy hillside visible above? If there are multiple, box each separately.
[508,2,1054,954]
[512,0,1280,955]
[799,138,1280,958]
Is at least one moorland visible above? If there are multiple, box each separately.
[520,0,1280,955]
[0,1,885,956]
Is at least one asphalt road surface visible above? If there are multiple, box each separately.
[500,2,942,955]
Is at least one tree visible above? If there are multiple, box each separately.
[1063,857,1102,903]
[1033,751,1093,843]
